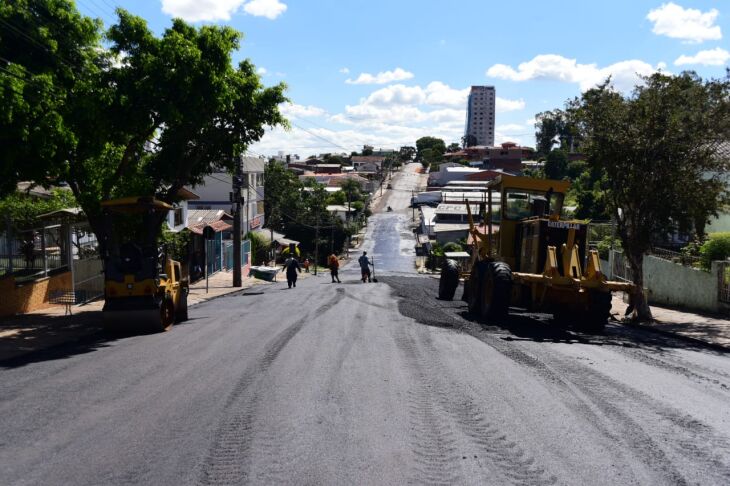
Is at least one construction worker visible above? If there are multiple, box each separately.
[282,255,302,288]
[358,251,373,283]
[328,253,341,283]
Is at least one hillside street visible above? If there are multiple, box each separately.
[1,164,730,485]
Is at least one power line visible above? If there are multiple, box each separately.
[0,17,76,70]
[292,123,353,152]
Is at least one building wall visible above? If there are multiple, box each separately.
[707,213,730,233]
[0,271,72,317]
[465,86,495,147]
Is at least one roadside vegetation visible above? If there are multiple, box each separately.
[0,0,287,252]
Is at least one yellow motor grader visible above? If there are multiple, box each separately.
[101,197,188,332]
[438,175,633,331]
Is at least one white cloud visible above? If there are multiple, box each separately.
[280,102,327,118]
[487,54,660,92]
[252,80,531,155]
[674,47,730,66]
[243,0,287,20]
[257,66,268,75]
[161,0,245,22]
[496,97,526,113]
[160,0,286,22]
[497,124,528,133]
[345,68,414,85]
[339,67,350,74]
[423,82,469,107]
[647,3,721,43]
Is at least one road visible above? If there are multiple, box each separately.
[1,163,730,485]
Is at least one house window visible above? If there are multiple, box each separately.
[173,206,184,227]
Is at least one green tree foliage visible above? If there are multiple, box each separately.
[264,162,357,258]
[398,146,416,162]
[461,134,477,148]
[699,233,730,270]
[544,148,568,180]
[574,72,730,320]
[0,189,77,230]
[446,143,461,153]
[0,0,102,197]
[416,136,446,161]
[534,109,581,157]
[1,2,288,248]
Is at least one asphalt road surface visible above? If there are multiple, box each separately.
[2,164,730,485]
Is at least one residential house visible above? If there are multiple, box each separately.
[189,156,266,234]
[165,187,200,233]
[351,155,385,172]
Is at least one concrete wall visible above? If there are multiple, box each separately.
[0,271,72,317]
[643,256,719,312]
[609,249,720,313]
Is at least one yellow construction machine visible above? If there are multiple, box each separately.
[438,175,633,332]
[101,197,188,331]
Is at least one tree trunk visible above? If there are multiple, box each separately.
[627,251,652,322]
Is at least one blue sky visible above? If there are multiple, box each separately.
[78,1,729,156]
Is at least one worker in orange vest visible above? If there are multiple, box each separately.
[328,253,341,283]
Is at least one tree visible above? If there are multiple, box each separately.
[0,0,102,197]
[544,148,568,179]
[461,134,477,148]
[534,109,581,157]
[399,146,416,162]
[446,142,461,153]
[0,189,77,230]
[340,178,361,222]
[575,72,730,320]
[362,145,374,156]
[1,3,288,250]
[416,136,446,160]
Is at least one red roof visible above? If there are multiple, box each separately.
[188,220,232,235]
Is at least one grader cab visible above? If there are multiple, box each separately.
[438,175,633,332]
[101,197,189,332]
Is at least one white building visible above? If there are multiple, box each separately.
[189,156,266,233]
[464,85,495,147]
[165,188,199,233]
[428,166,484,187]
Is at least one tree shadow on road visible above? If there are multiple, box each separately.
[0,311,192,369]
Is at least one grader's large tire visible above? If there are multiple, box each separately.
[479,261,513,321]
[438,259,460,300]
[465,262,487,314]
[579,290,611,333]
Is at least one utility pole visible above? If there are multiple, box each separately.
[313,209,320,276]
[232,155,243,287]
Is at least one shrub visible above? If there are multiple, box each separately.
[442,242,463,253]
[699,233,730,270]
[596,236,621,261]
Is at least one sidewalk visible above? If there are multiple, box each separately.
[610,294,730,350]
[0,269,286,362]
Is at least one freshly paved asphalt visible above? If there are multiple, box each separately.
[1,164,729,485]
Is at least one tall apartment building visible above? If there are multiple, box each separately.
[464,86,495,147]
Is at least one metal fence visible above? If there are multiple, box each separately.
[719,262,730,304]
[0,224,69,282]
[611,250,634,283]
[223,239,251,271]
[650,247,702,268]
